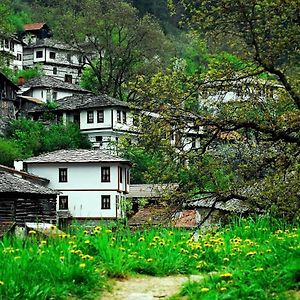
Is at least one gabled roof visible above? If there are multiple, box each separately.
[24,38,75,50]
[0,164,49,185]
[24,149,131,165]
[0,171,56,195]
[0,72,19,90]
[23,23,47,31]
[22,76,89,93]
[30,93,130,113]
[186,197,253,213]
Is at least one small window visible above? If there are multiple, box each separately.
[97,110,104,123]
[117,110,121,123]
[119,167,123,183]
[64,74,72,83]
[17,53,22,61]
[123,111,127,124]
[101,195,111,209]
[4,39,9,48]
[53,91,58,101]
[96,136,103,146]
[116,195,119,210]
[59,168,68,182]
[50,51,56,59]
[87,111,94,123]
[36,50,43,58]
[67,54,72,63]
[101,167,110,182]
[59,196,68,210]
[127,169,130,184]
[53,67,57,74]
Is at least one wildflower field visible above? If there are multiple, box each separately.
[0,217,299,300]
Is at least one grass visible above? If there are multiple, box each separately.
[0,216,299,299]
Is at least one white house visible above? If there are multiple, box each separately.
[20,75,90,103]
[15,149,131,220]
[0,36,24,71]
[23,38,85,84]
[28,94,139,150]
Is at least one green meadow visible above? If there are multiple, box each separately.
[0,217,299,299]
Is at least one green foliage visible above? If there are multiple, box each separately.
[4,118,91,162]
[1,65,44,84]
[0,138,22,166]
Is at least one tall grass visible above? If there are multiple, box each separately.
[0,216,298,299]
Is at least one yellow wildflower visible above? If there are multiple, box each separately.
[254,267,264,272]
[139,237,145,242]
[220,287,227,292]
[0,281,4,286]
[246,251,257,257]
[28,230,36,235]
[50,225,56,230]
[220,273,233,279]
[14,256,21,260]
[201,287,209,292]
[84,240,90,244]
[60,256,65,261]
[40,240,47,245]
[79,263,86,268]
[223,257,230,262]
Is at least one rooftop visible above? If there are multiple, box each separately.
[0,171,56,195]
[22,76,89,92]
[23,149,131,165]
[128,184,179,198]
[30,93,130,113]
[23,23,47,31]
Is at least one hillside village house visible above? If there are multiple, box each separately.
[0,36,24,71]
[14,149,132,220]
[29,94,138,150]
[0,72,19,118]
[20,75,90,103]
[0,170,57,227]
[22,23,85,84]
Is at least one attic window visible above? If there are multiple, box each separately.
[53,67,57,74]
[36,50,43,58]
[101,167,110,182]
[50,51,56,59]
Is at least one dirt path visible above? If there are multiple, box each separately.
[99,274,203,300]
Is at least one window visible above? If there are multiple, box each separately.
[17,53,22,61]
[59,168,68,182]
[87,111,94,123]
[127,169,130,184]
[123,111,127,124]
[53,91,58,101]
[4,39,8,49]
[101,195,111,209]
[101,167,110,182]
[49,51,56,59]
[65,74,72,83]
[67,54,72,63]
[36,50,43,58]
[119,167,123,183]
[117,110,121,123]
[53,67,57,74]
[59,196,68,210]
[97,110,104,123]
[96,136,103,146]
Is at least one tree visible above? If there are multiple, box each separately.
[36,0,172,100]
[129,0,300,219]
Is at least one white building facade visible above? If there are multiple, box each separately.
[15,149,131,220]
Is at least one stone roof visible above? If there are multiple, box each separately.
[128,184,179,198]
[24,38,75,50]
[186,197,253,213]
[30,93,130,113]
[22,76,89,92]
[0,171,56,195]
[24,149,131,165]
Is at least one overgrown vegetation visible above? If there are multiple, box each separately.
[0,218,298,299]
[0,119,91,166]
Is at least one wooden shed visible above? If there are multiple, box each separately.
[0,171,58,226]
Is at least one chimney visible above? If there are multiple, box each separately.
[17,76,25,86]
[14,160,24,172]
